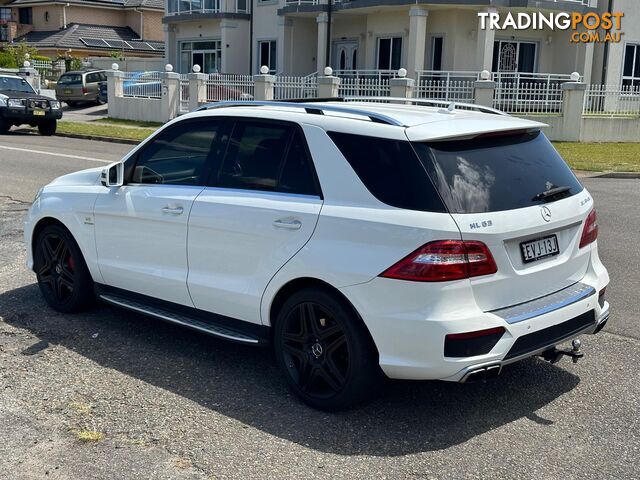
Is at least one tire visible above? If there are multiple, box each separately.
[38,119,57,136]
[274,288,381,411]
[0,116,10,134]
[96,95,106,106]
[34,224,95,313]
[66,101,77,108]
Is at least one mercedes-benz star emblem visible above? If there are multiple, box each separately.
[541,206,552,222]
[311,342,323,358]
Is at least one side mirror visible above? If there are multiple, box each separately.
[101,162,124,187]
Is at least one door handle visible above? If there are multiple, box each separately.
[162,206,184,215]
[273,218,302,230]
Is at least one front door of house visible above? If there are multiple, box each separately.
[332,40,358,71]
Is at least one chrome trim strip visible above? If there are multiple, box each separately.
[490,282,596,324]
[99,295,260,345]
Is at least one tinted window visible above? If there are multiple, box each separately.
[413,131,583,214]
[86,73,101,83]
[218,121,290,192]
[58,74,82,85]
[278,130,318,196]
[328,132,446,213]
[132,120,220,185]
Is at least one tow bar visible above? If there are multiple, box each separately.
[541,339,584,364]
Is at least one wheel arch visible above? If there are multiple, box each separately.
[267,277,379,358]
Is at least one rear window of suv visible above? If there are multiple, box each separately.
[412,131,583,214]
[328,132,446,213]
[58,74,82,85]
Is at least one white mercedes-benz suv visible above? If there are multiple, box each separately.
[24,99,610,410]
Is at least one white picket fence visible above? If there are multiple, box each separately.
[583,84,640,116]
[494,81,564,114]
[338,77,391,97]
[180,74,190,113]
[274,75,318,99]
[206,74,254,101]
[122,71,162,99]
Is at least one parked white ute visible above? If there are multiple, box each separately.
[24,99,610,410]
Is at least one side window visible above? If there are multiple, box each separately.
[85,73,96,83]
[218,121,291,192]
[328,132,446,213]
[132,120,220,186]
[278,130,318,196]
[99,72,107,82]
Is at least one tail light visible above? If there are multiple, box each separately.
[380,240,497,282]
[579,210,598,248]
[82,87,88,94]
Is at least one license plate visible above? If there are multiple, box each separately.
[33,110,45,116]
[520,235,559,263]
[64,89,72,94]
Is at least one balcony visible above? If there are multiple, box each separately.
[283,0,595,8]
[166,0,249,17]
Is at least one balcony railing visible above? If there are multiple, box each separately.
[167,0,249,15]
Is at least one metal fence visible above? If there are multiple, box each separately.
[338,77,391,97]
[583,85,640,116]
[122,71,162,99]
[180,74,190,113]
[494,80,564,114]
[30,59,66,80]
[274,75,318,99]
[415,71,477,103]
[206,74,254,101]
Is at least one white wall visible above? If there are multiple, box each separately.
[604,0,640,86]
[89,57,166,72]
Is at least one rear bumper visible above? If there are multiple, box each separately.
[340,248,609,381]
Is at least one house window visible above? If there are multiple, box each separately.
[622,44,640,89]
[180,40,222,74]
[18,7,32,25]
[0,7,11,21]
[431,36,443,71]
[492,40,536,73]
[258,40,276,73]
[377,37,402,70]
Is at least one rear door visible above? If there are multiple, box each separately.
[413,131,593,311]
[187,118,323,324]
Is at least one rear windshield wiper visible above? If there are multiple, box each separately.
[531,185,573,202]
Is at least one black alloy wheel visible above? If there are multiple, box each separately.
[34,224,94,312]
[274,288,381,411]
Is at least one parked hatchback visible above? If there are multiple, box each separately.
[24,99,610,410]
[56,70,107,106]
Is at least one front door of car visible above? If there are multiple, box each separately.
[187,119,323,324]
[94,118,224,306]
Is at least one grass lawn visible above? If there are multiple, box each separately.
[90,118,164,129]
[55,121,156,142]
[553,142,640,172]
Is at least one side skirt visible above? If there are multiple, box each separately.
[95,284,270,346]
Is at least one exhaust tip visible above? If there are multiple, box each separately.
[462,364,502,383]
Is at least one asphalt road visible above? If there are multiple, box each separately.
[0,133,639,479]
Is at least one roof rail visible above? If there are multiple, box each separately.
[343,97,508,116]
[196,100,404,126]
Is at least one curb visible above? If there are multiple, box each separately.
[591,172,640,179]
[54,132,140,145]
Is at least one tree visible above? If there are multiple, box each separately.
[0,42,38,68]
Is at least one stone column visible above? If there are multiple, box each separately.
[474,78,495,108]
[161,71,180,122]
[407,7,428,79]
[19,66,41,91]
[254,73,276,100]
[106,70,124,119]
[561,80,586,142]
[164,25,177,71]
[476,7,497,71]
[390,76,414,100]
[277,17,293,75]
[317,72,340,98]
[188,72,207,111]
[316,13,329,74]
